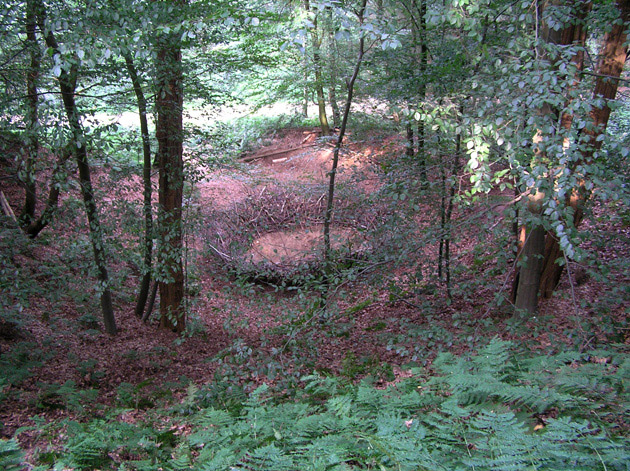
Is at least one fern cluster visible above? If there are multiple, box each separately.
[10,339,629,470]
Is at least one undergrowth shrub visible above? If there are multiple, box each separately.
[30,339,629,470]
[0,439,23,471]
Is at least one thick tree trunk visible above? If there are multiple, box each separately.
[538,0,630,297]
[511,0,591,313]
[124,53,154,318]
[37,3,117,335]
[515,221,546,315]
[515,192,546,315]
[155,33,185,333]
[323,0,367,264]
[19,0,40,227]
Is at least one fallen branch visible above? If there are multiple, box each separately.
[240,141,335,163]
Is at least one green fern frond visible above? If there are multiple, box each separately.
[165,452,191,471]
[326,394,353,417]
[239,444,295,471]
[68,435,110,470]
[0,439,24,471]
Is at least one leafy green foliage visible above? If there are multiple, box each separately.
[0,439,23,471]
[30,341,629,470]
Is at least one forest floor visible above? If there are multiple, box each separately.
[0,125,628,456]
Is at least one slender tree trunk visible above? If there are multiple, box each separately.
[538,0,629,297]
[304,0,330,135]
[303,55,309,118]
[36,3,116,335]
[314,48,330,134]
[328,86,340,129]
[142,281,159,323]
[414,0,428,179]
[323,0,367,264]
[26,146,72,238]
[445,104,462,299]
[326,9,341,128]
[438,168,445,280]
[19,0,40,227]
[124,53,154,318]
[405,117,415,157]
[155,31,185,333]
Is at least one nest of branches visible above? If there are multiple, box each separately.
[202,182,384,284]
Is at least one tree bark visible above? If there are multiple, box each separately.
[405,118,415,157]
[413,0,428,179]
[155,31,185,333]
[538,0,630,298]
[323,0,367,264]
[124,53,154,318]
[36,2,117,335]
[515,192,546,314]
[302,55,309,118]
[326,8,341,128]
[511,0,591,313]
[304,0,330,135]
[19,0,40,227]
[25,146,72,238]
[444,104,463,299]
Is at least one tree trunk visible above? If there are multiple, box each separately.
[511,0,591,313]
[323,0,367,265]
[314,48,330,134]
[124,53,154,318]
[26,146,72,238]
[155,32,185,333]
[36,3,117,335]
[413,0,428,179]
[304,0,330,135]
[328,86,340,129]
[538,0,630,297]
[405,118,415,157]
[444,104,463,299]
[19,0,40,227]
[515,218,546,315]
[515,190,546,314]
[326,9,341,128]
[302,55,309,118]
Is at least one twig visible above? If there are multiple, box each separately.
[207,242,233,261]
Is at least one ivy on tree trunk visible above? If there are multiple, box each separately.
[155,30,185,333]
[538,0,630,298]
[36,0,117,335]
[124,53,154,319]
